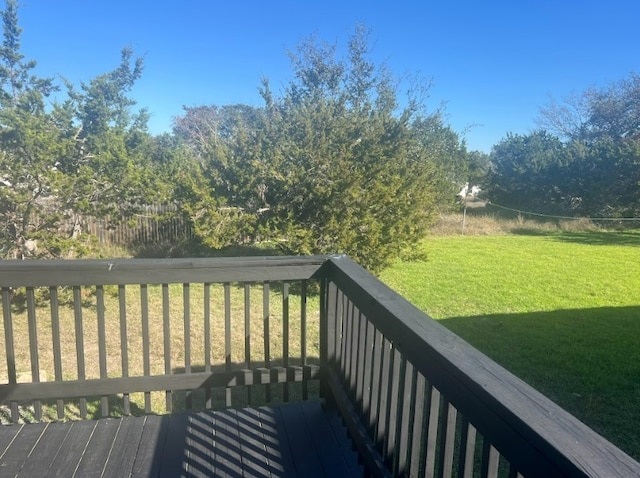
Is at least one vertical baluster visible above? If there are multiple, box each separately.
[282,281,289,402]
[263,281,270,403]
[183,283,192,410]
[300,280,308,400]
[140,284,151,413]
[383,346,401,467]
[335,287,344,373]
[332,286,342,368]
[481,439,500,478]
[437,399,458,477]
[162,283,171,412]
[348,306,360,402]
[49,287,64,419]
[394,359,413,476]
[342,298,353,387]
[224,283,232,407]
[424,386,441,478]
[457,418,477,478]
[96,285,108,417]
[347,301,360,403]
[204,283,212,409]
[409,371,427,477]
[368,328,383,436]
[355,310,367,409]
[118,285,130,415]
[244,283,251,405]
[319,279,335,406]
[73,286,86,418]
[26,287,41,420]
[374,337,391,453]
[2,287,18,422]
[361,319,374,425]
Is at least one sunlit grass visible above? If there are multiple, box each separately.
[380,231,640,460]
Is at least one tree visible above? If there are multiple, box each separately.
[171,104,265,248]
[0,0,69,258]
[537,91,590,141]
[410,113,469,208]
[531,73,640,216]
[63,48,164,220]
[0,0,162,258]
[175,27,444,272]
[583,73,640,141]
[466,150,490,188]
[539,73,640,142]
[564,137,640,217]
[487,131,572,214]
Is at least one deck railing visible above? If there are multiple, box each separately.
[320,256,640,477]
[0,256,327,421]
[1,255,639,477]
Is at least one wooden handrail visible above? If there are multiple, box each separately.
[322,255,640,477]
[0,255,331,287]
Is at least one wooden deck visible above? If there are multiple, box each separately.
[2,256,639,476]
[0,400,363,477]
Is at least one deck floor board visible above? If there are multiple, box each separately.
[185,411,217,477]
[102,415,146,477]
[46,419,97,477]
[16,422,70,477]
[130,414,169,476]
[75,417,121,477]
[278,402,325,477]
[236,407,271,477]
[0,400,362,477]
[0,421,47,476]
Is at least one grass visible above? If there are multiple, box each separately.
[379,228,640,461]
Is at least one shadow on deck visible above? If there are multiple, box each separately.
[0,400,362,477]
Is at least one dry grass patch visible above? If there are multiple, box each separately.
[431,211,603,236]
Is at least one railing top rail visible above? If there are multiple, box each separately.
[0,255,333,287]
[324,255,640,478]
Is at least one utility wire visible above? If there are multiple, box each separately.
[485,201,640,222]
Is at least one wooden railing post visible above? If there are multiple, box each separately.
[319,276,337,408]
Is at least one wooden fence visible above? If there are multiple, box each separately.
[70,204,193,246]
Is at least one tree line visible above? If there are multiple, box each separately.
[1,0,637,271]
[0,3,477,271]
[487,74,640,218]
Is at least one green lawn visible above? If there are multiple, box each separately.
[379,230,640,461]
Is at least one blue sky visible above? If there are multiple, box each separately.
[14,0,640,153]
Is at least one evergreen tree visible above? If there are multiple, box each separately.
[175,27,445,272]
[0,0,162,258]
[0,0,68,257]
[490,73,640,217]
